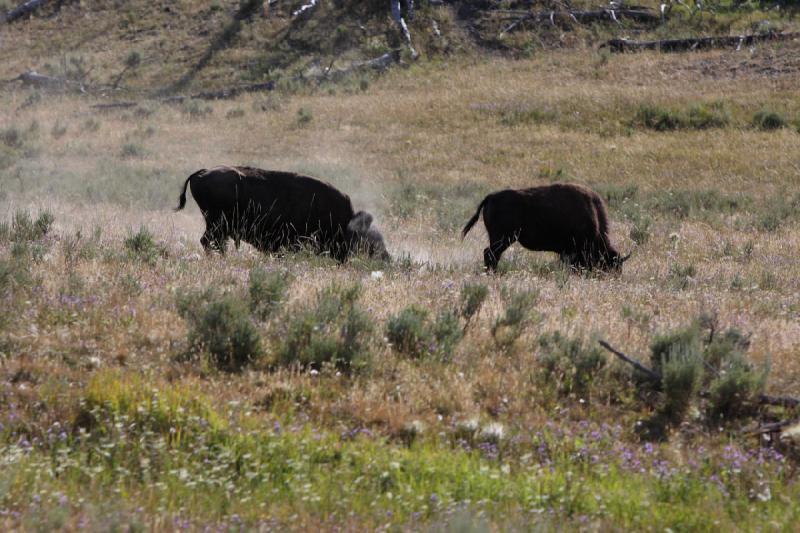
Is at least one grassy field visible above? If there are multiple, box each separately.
[2,19,800,530]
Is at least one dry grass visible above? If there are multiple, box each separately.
[2,39,800,528]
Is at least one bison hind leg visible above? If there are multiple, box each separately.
[201,214,230,255]
[483,238,513,272]
[200,230,227,254]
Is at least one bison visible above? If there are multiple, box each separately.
[175,166,389,262]
[462,183,629,272]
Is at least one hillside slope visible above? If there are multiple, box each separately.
[2,0,796,95]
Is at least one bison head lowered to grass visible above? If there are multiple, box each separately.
[462,183,630,272]
[176,166,389,262]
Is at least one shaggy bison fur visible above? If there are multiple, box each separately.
[462,183,629,272]
[175,166,389,262]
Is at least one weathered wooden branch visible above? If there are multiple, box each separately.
[4,0,49,23]
[501,8,658,35]
[304,50,402,83]
[746,418,800,437]
[189,81,275,100]
[602,30,800,53]
[292,0,317,17]
[760,394,800,409]
[598,340,661,380]
[7,70,85,92]
[89,102,138,110]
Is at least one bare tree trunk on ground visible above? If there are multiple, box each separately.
[602,31,800,53]
[4,0,49,23]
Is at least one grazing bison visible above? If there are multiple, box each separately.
[462,183,629,272]
[175,166,389,262]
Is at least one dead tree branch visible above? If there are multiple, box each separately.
[4,0,49,23]
[598,340,661,380]
[7,70,85,92]
[501,8,658,35]
[760,394,800,408]
[602,30,800,53]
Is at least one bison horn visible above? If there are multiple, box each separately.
[621,252,632,263]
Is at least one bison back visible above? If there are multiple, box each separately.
[237,170,355,242]
[496,184,604,253]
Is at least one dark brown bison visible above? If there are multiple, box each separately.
[175,166,389,262]
[462,183,629,272]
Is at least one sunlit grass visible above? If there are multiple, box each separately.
[1,33,800,529]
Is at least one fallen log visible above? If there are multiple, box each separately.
[501,8,658,35]
[189,80,275,100]
[602,30,800,53]
[7,70,85,92]
[90,102,138,110]
[4,0,49,23]
[746,418,800,436]
[760,394,800,409]
[598,340,661,380]
[304,50,402,83]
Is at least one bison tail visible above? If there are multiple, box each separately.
[462,197,488,240]
[175,169,205,211]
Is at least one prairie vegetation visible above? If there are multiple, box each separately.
[2,1,800,530]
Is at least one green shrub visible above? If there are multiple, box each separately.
[279,284,373,371]
[459,282,489,328]
[386,305,463,360]
[538,332,606,397]
[647,319,767,422]
[249,267,292,321]
[754,192,799,231]
[648,189,749,219]
[491,289,538,349]
[181,99,212,118]
[708,353,766,420]
[225,108,246,119]
[296,107,313,125]
[499,106,557,127]
[120,143,145,158]
[124,227,167,265]
[634,104,684,131]
[752,109,786,130]
[660,344,704,425]
[628,212,652,245]
[10,210,54,242]
[178,291,262,371]
[687,102,730,129]
[431,309,463,361]
[61,227,102,265]
[387,306,433,358]
[634,102,730,132]
[669,263,697,290]
[51,121,68,139]
[649,322,702,376]
[596,183,639,210]
[0,126,24,149]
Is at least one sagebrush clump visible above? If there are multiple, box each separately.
[177,289,262,371]
[491,289,538,349]
[386,305,463,360]
[249,267,292,321]
[538,332,606,397]
[278,283,373,371]
[124,227,167,265]
[644,318,767,424]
